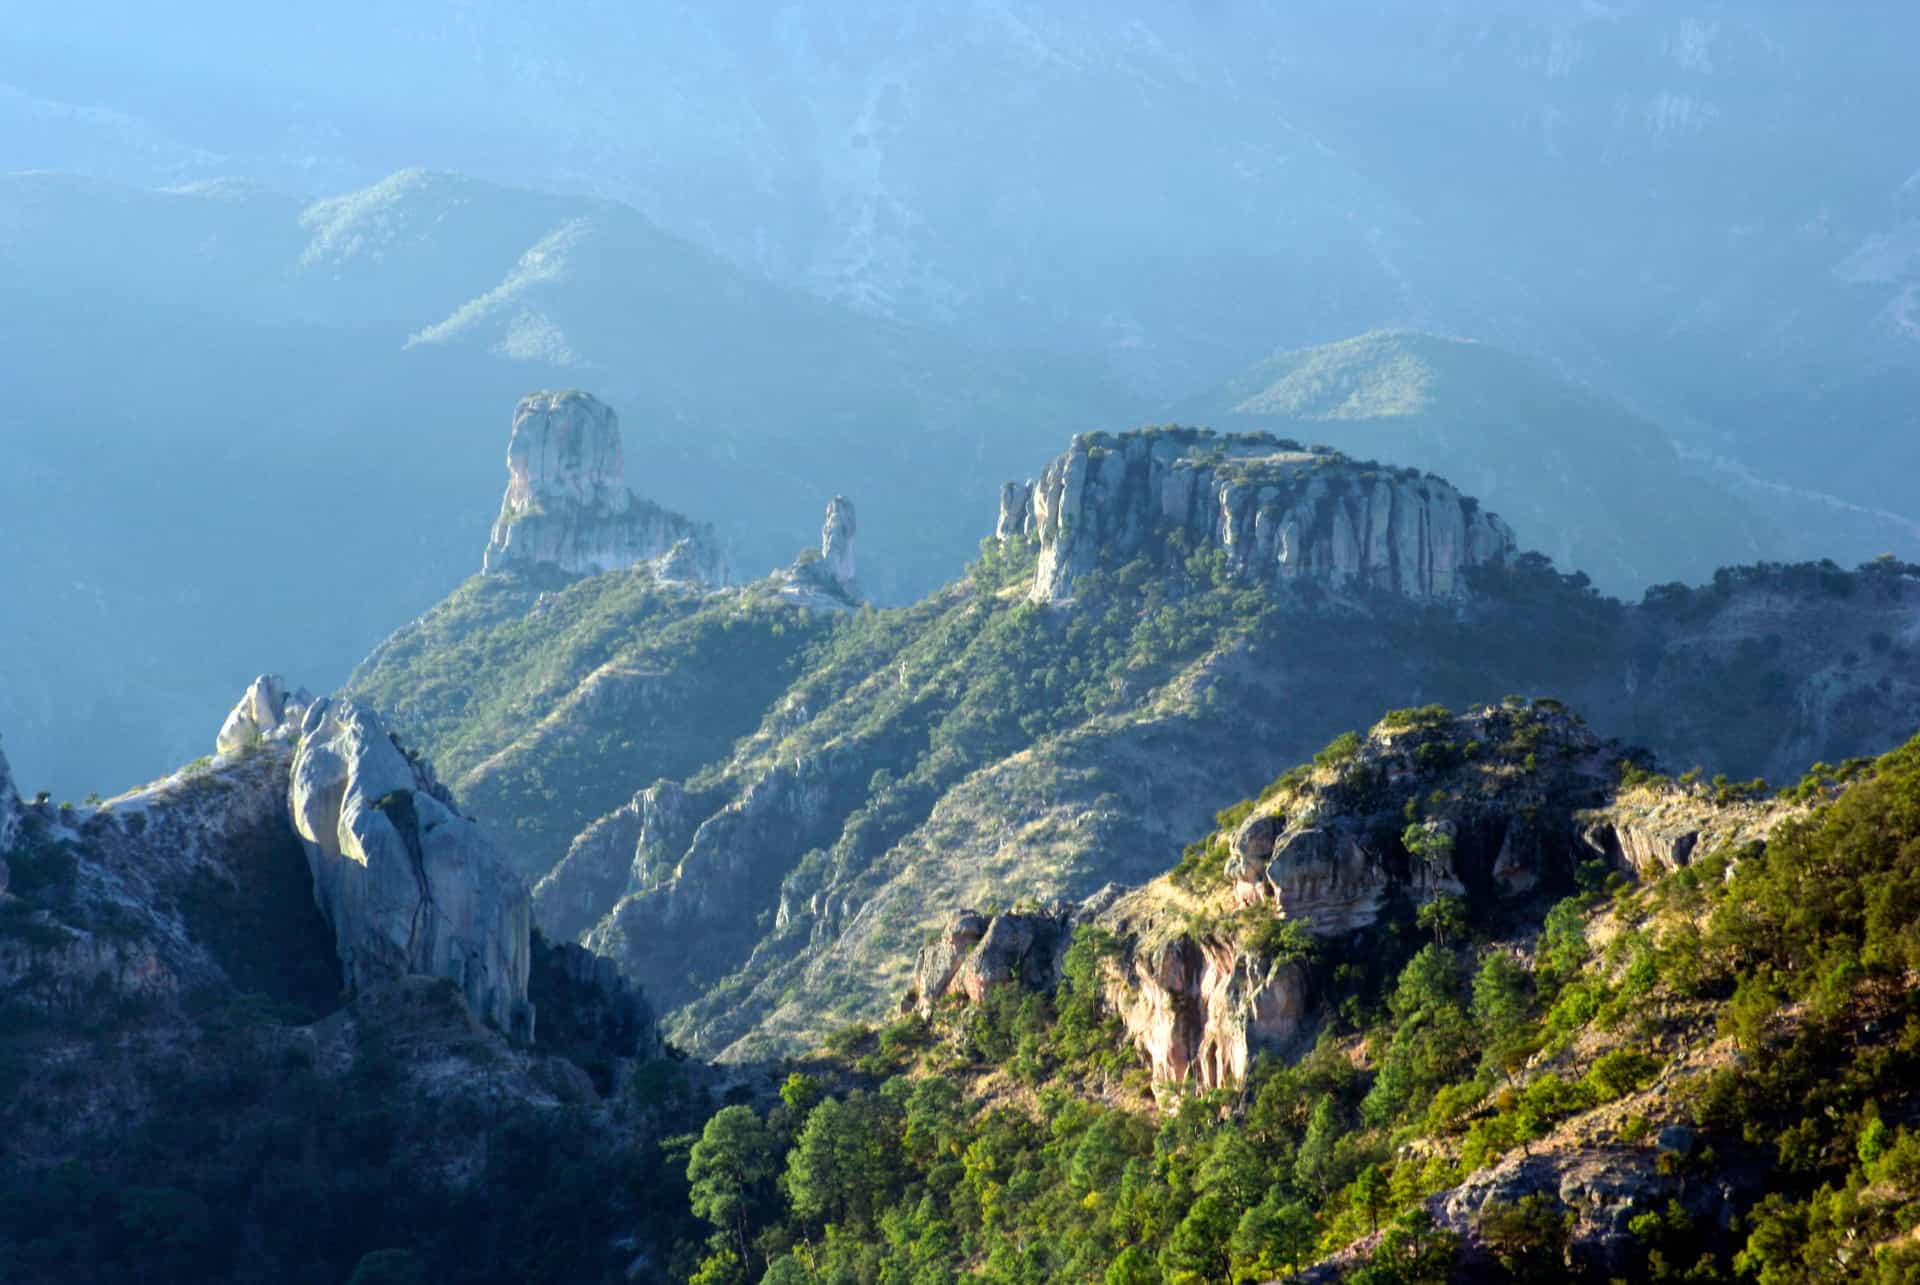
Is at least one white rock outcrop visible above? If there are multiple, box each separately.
[999,429,1515,604]
[215,674,314,757]
[481,390,727,584]
[773,497,864,609]
[821,495,858,593]
[290,697,534,1038]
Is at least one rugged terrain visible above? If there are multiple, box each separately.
[784,706,1920,1282]
[346,421,1920,1065]
[0,683,689,1283]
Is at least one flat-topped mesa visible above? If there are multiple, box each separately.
[290,697,534,1039]
[998,428,1517,605]
[481,391,728,584]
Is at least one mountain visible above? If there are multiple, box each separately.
[1182,331,1772,595]
[346,423,1920,1066]
[0,679,692,1283]
[764,708,1920,1282]
[0,168,1121,800]
[9,2,1919,552]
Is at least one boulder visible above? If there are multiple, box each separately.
[290,697,534,1039]
[481,390,727,583]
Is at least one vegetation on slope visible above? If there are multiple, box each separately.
[666,724,1920,1284]
[348,565,829,872]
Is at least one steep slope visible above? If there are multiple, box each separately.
[1185,331,1771,595]
[739,712,1920,1283]
[349,426,1917,1068]
[0,693,684,1284]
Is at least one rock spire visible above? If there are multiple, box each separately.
[821,495,857,593]
[481,391,727,584]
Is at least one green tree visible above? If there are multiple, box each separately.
[1472,950,1534,1082]
[1162,1191,1237,1283]
[1354,1164,1391,1233]
[688,1105,777,1264]
[1416,894,1470,946]
[785,1094,899,1230]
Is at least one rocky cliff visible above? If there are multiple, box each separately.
[481,390,727,583]
[998,429,1516,604]
[910,702,1800,1095]
[291,697,534,1039]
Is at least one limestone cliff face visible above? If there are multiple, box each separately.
[1110,936,1307,1091]
[481,391,727,583]
[999,429,1515,605]
[290,697,534,1039]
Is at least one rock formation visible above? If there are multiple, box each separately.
[532,780,697,943]
[821,495,857,592]
[0,733,19,857]
[998,428,1515,604]
[1109,937,1307,1090]
[215,673,314,757]
[773,496,863,609]
[1577,786,1786,881]
[906,906,1076,1016]
[481,390,727,584]
[290,697,534,1039]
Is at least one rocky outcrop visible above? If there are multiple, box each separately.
[481,390,727,583]
[0,733,20,857]
[290,697,534,1039]
[1110,936,1307,1091]
[1577,785,1788,880]
[822,496,857,592]
[215,673,314,757]
[905,906,1075,1016]
[532,779,698,943]
[774,496,864,609]
[1223,704,1622,932]
[585,754,843,1012]
[999,429,1515,604]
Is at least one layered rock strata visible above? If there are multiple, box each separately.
[481,390,727,583]
[998,428,1515,604]
[291,697,534,1038]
